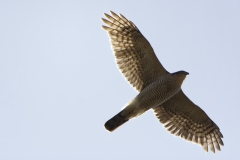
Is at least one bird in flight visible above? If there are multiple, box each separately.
[101,11,223,153]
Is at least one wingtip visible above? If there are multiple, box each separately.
[210,147,215,153]
[101,18,106,23]
[221,142,224,146]
[109,10,119,17]
[101,25,111,31]
[109,10,114,14]
[104,13,110,18]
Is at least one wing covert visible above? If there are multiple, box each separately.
[102,11,168,92]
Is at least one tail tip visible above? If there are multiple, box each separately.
[104,118,129,132]
[104,121,116,132]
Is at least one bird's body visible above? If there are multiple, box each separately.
[102,11,223,153]
[105,72,187,131]
[135,72,187,109]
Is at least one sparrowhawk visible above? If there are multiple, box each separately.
[101,11,223,153]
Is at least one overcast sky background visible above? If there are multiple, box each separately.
[0,0,240,159]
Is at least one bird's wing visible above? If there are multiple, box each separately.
[102,11,168,92]
[152,90,224,153]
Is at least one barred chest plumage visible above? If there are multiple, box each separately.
[125,73,185,119]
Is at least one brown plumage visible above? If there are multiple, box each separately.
[102,11,223,153]
[101,11,168,91]
[153,90,223,153]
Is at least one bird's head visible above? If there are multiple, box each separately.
[171,70,189,83]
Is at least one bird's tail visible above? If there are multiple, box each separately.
[104,111,129,132]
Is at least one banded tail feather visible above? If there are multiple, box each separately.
[104,111,129,132]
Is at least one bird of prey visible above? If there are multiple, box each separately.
[101,11,223,153]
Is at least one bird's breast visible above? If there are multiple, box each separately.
[135,75,181,109]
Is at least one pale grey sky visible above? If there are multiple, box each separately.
[0,0,240,159]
